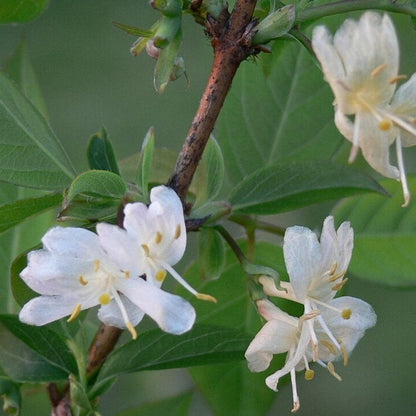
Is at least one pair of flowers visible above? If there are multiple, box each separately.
[19,185,213,338]
[245,217,376,413]
[312,11,416,207]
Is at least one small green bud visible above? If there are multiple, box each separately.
[253,5,295,45]
[151,0,183,17]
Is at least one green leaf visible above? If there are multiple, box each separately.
[0,193,61,234]
[5,40,48,118]
[10,248,37,307]
[87,128,120,174]
[116,391,193,416]
[0,317,70,382]
[179,241,292,416]
[194,137,225,207]
[70,375,97,415]
[334,176,416,288]
[112,21,153,37]
[154,27,182,93]
[218,41,344,188]
[0,0,50,24]
[0,315,77,375]
[93,325,251,396]
[137,127,155,201]
[65,170,127,203]
[198,227,226,280]
[0,71,75,189]
[0,376,21,415]
[230,160,387,215]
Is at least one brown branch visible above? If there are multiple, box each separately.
[86,324,123,375]
[168,0,258,203]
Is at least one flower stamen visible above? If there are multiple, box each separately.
[327,361,342,381]
[99,293,111,305]
[332,278,349,291]
[155,269,167,282]
[174,224,181,239]
[67,303,82,322]
[389,74,407,84]
[371,63,387,77]
[342,308,352,319]
[141,244,150,257]
[320,339,338,355]
[155,231,163,244]
[94,259,100,272]
[79,275,88,285]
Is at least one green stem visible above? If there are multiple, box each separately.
[296,0,416,23]
[230,214,286,237]
[213,224,247,265]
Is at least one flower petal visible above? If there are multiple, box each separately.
[283,226,322,302]
[245,319,298,372]
[98,294,145,328]
[118,277,195,334]
[265,323,310,391]
[357,111,399,179]
[19,295,96,325]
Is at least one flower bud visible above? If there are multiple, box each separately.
[253,5,295,45]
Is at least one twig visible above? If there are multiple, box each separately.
[168,0,258,203]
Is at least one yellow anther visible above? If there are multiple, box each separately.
[341,343,349,366]
[305,369,315,381]
[67,303,82,322]
[379,119,393,131]
[389,74,407,84]
[327,362,342,381]
[332,278,349,291]
[371,63,387,77]
[328,270,345,282]
[126,321,138,340]
[320,340,338,355]
[124,270,130,278]
[300,310,320,323]
[155,269,167,282]
[291,401,300,413]
[342,308,352,320]
[79,275,88,286]
[155,231,163,244]
[329,262,337,276]
[174,224,181,239]
[196,293,217,303]
[94,259,100,272]
[99,293,111,305]
[141,244,150,257]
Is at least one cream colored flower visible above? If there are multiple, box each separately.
[312,12,416,206]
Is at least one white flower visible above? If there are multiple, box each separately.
[19,186,201,338]
[246,297,376,412]
[251,217,376,411]
[312,12,416,206]
[97,185,216,303]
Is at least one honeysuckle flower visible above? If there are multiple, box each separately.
[19,226,196,338]
[19,185,210,337]
[245,297,376,412]
[97,185,216,303]
[312,12,416,206]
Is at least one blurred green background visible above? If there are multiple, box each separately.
[0,1,415,415]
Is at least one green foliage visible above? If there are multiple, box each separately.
[0,193,61,234]
[229,160,387,215]
[194,136,225,207]
[334,176,416,287]
[59,170,127,223]
[181,241,287,415]
[92,324,252,398]
[0,376,21,415]
[137,127,156,201]
[0,316,73,382]
[197,227,226,279]
[218,41,344,188]
[87,128,120,175]
[0,72,75,190]
[117,391,193,416]
[0,0,50,24]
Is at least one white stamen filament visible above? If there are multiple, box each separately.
[395,134,411,207]
[111,289,137,339]
[290,368,300,413]
[316,314,342,352]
